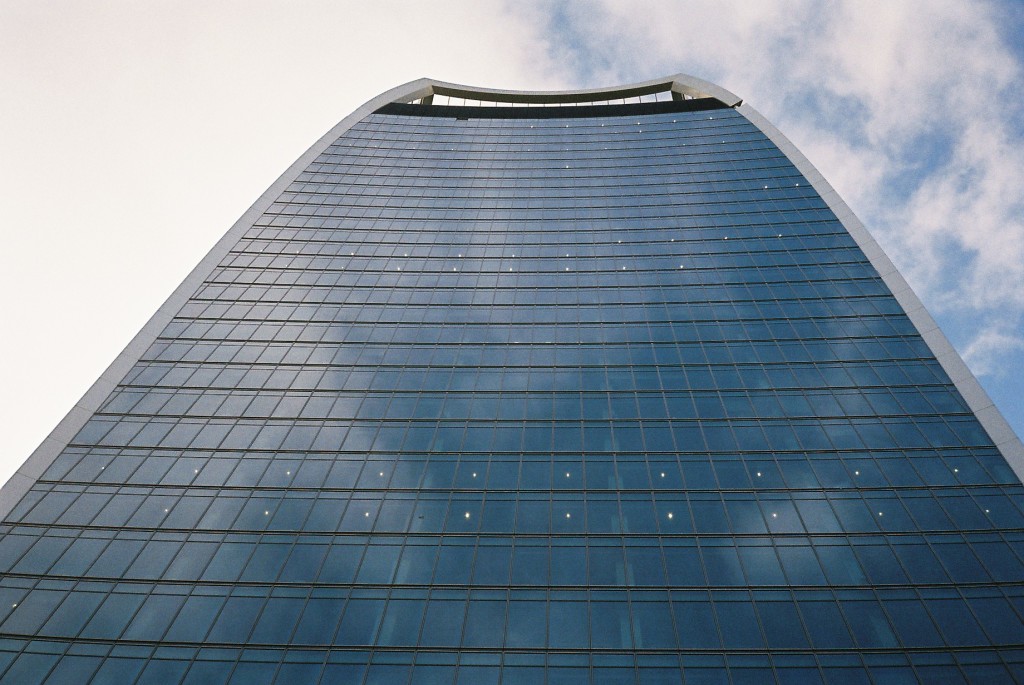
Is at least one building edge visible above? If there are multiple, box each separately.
[0,73,737,520]
[4,73,1018,520]
[0,78,436,520]
[735,103,1024,483]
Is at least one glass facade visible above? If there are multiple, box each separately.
[1,82,1023,683]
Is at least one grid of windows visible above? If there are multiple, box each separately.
[1,97,1022,683]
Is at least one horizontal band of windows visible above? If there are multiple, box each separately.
[240,220,842,237]
[319,141,782,162]
[180,296,896,318]
[221,247,860,265]
[162,312,902,330]
[295,159,800,185]
[24,463,1018,494]
[294,160,804,186]
[205,267,874,288]
[276,179,820,196]
[8,490,1023,538]
[260,195,824,215]
[204,276,878,296]
[0,569,1020,651]
[299,158,800,182]
[100,386,963,414]
[290,168,807,191]
[0,646,1015,685]
[235,234,849,253]
[252,206,837,227]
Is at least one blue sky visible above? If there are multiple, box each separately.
[534,1,1024,443]
[1,1,1022,486]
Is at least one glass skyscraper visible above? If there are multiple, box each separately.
[2,74,1023,683]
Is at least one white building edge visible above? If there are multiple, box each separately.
[3,73,1020,521]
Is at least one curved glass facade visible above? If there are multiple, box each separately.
[1,86,1023,683]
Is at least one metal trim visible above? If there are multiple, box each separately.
[392,73,742,107]
[735,102,1024,482]
[0,78,435,520]
[5,73,1019,522]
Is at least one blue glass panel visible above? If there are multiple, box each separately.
[3,94,1022,684]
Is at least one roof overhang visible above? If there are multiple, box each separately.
[390,73,742,108]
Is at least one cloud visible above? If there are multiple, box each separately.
[963,328,1024,377]
[537,0,1024,378]
[3,0,1022,491]
[0,0,570,485]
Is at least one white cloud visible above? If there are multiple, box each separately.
[963,328,1024,377]
[543,0,1024,376]
[2,0,1022,491]
[0,0,571,487]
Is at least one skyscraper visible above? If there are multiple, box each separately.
[2,73,1023,683]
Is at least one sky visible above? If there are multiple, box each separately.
[2,1,1023,490]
